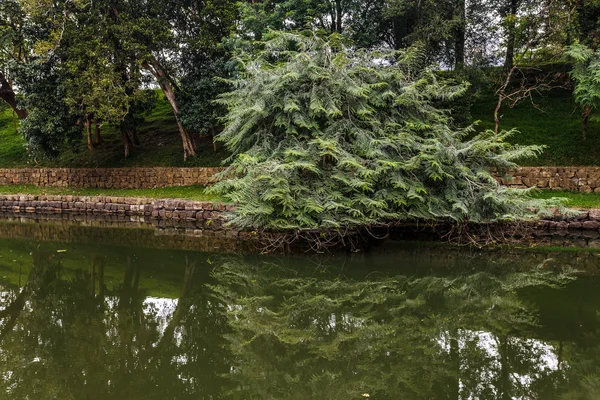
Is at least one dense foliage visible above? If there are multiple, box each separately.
[212,33,558,230]
[1,0,599,160]
[566,43,600,139]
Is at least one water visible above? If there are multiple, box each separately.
[1,219,600,399]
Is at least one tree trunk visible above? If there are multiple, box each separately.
[131,127,140,146]
[122,130,135,158]
[211,127,217,153]
[143,56,196,160]
[503,0,519,71]
[335,0,343,33]
[86,116,94,150]
[0,71,27,120]
[582,106,592,140]
[392,16,403,50]
[93,120,103,145]
[454,0,466,69]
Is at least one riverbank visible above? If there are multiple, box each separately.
[0,194,234,228]
[3,193,600,252]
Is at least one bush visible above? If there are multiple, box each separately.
[212,32,559,231]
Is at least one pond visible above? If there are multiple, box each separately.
[1,219,600,399]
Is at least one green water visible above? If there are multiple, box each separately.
[2,222,600,399]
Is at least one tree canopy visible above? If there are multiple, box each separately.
[0,0,597,160]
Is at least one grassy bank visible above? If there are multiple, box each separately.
[1,85,598,168]
[0,94,230,169]
[0,184,222,201]
[530,190,600,209]
[471,88,600,166]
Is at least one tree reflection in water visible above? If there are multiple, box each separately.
[0,248,598,399]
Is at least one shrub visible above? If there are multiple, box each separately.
[212,32,559,231]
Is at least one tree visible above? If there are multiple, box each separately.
[565,43,600,140]
[0,0,28,119]
[115,0,237,160]
[212,32,559,232]
[240,0,388,47]
[15,55,82,157]
[4,0,237,160]
[59,3,153,153]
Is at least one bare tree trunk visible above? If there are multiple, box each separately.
[143,56,196,160]
[211,127,217,153]
[12,110,18,134]
[86,116,94,150]
[454,0,466,69]
[335,0,343,33]
[503,0,519,71]
[93,119,103,145]
[131,127,140,146]
[0,71,27,120]
[122,130,135,158]
[582,106,592,140]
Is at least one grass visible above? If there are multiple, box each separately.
[1,83,598,168]
[530,189,600,209]
[0,184,222,201]
[470,88,600,166]
[0,92,230,169]
[0,105,31,167]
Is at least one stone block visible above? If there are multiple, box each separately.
[589,209,600,220]
[568,222,582,230]
[557,221,569,230]
[582,221,600,230]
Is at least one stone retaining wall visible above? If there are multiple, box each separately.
[2,166,600,192]
[539,209,600,231]
[0,167,224,189]
[0,194,234,230]
[500,167,600,192]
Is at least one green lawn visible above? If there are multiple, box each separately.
[0,105,31,167]
[0,184,222,201]
[0,93,230,168]
[471,88,600,166]
[530,190,600,209]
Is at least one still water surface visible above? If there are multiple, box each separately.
[1,221,600,399]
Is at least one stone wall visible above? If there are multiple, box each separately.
[539,209,600,231]
[0,194,234,230]
[499,167,600,192]
[0,167,224,189]
[2,166,600,192]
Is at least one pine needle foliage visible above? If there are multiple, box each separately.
[212,32,560,231]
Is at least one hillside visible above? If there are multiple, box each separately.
[0,87,598,168]
[471,88,600,166]
[0,93,230,168]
